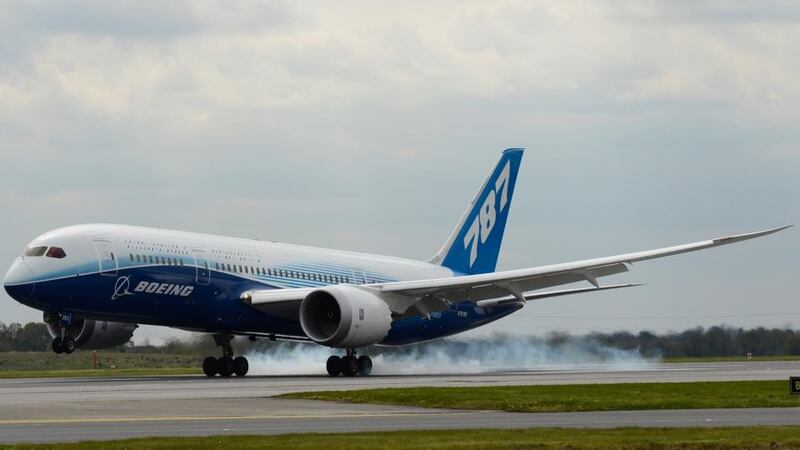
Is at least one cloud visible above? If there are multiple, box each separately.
[1,1,798,337]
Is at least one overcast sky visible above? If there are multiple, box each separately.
[1,1,798,344]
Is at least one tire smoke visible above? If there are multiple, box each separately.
[246,333,656,376]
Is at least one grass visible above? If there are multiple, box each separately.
[663,355,800,363]
[0,367,200,379]
[0,351,201,378]
[3,427,800,449]
[280,380,800,413]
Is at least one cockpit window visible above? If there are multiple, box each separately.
[46,247,67,259]
[24,246,47,257]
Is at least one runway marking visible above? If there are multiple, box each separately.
[0,411,468,426]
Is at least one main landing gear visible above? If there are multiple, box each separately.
[202,334,249,377]
[326,349,372,377]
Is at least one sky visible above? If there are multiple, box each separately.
[1,1,798,344]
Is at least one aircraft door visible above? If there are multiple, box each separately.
[192,249,210,285]
[351,267,367,285]
[93,239,118,276]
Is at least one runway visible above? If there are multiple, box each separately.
[1,361,798,443]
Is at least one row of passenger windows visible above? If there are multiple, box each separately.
[213,262,352,283]
[129,251,380,284]
[24,246,66,259]
[130,254,184,266]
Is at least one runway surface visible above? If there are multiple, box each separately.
[1,360,799,443]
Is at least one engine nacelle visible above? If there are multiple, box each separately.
[46,319,137,350]
[299,285,392,348]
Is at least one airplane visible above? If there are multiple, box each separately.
[3,148,790,377]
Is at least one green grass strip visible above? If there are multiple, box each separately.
[0,367,200,379]
[3,427,800,449]
[663,355,800,363]
[280,380,800,412]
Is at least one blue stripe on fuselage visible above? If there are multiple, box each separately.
[18,263,519,345]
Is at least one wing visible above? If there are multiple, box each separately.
[242,226,790,317]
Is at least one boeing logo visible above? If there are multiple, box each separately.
[111,276,135,300]
[134,281,194,297]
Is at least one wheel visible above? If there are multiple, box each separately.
[233,356,249,377]
[357,355,372,376]
[341,355,358,377]
[218,357,234,377]
[202,357,218,377]
[51,337,64,354]
[326,355,341,377]
[62,338,76,354]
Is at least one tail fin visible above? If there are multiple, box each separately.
[429,148,524,275]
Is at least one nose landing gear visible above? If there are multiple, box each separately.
[50,336,75,354]
[46,312,76,354]
[202,334,249,377]
[326,349,372,377]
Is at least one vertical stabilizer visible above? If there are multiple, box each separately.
[429,148,524,275]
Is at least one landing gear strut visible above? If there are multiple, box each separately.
[202,334,249,378]
[48,312,76,354]
[326,349,372,377]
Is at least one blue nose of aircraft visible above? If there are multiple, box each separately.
[4,260,35,300]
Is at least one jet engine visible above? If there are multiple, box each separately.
[299,285,392,348]
[46,318,138,350]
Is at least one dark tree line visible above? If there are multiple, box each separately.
[0,322,51,352]
[2,321,800,357]
[588,326,800,358]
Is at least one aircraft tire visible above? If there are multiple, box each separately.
[218,357,235,377]
[326,355,341,377]
[233,356,249,377]
[202,357,219,377]
[341,355,358,377]
[51,337,64,354]
[357,355,372,376]
[62,338,76,354]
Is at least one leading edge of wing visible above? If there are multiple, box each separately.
[381,225,792,295]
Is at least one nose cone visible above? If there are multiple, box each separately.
[4,260,35,300]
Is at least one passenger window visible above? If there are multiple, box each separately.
[135,255,141,263]
[149,256,153,264]
[44,247,66,259]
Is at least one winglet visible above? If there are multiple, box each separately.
[713,225,792,245]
